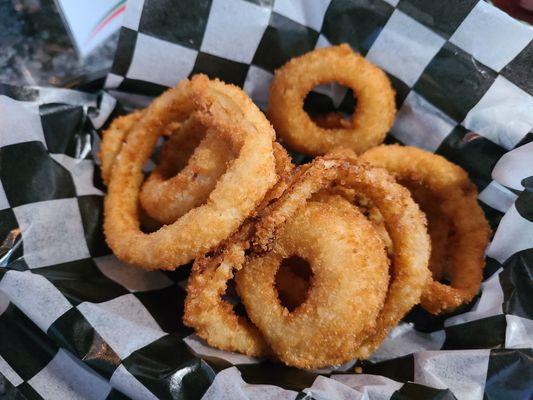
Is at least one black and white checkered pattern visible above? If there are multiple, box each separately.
[1,1,532,399]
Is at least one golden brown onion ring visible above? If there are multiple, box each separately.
[104,75,277,270]
[360,145,491,314]
[183,144,294,357]
[252,156,430,359]
[268,44,396,156]
[236,197,389,369]
[100,112,240,225]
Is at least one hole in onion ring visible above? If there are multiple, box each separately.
[275,255,313,311]
[155,134,204,179]
[303,82,356,129]
[138,207,163,233]
[140,115,243,223]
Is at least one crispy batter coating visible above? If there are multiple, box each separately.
[252,156,430,359]
[183,145,294,357]
[268,44,396,156]
[236,198,389,369]
[360,145,491,314]
[184,241,270,356]
[104,75,277,270]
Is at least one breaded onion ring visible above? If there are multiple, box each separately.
[236,198,389,369]
[360,145,491,314]
[184,239,270,356]
[139,116,241,223]
[268,44,396,156]
[345,187,452,282]
[252,156,430,359]
[183,144,294,357]
[104,75,277,270]
[100,112,240,224]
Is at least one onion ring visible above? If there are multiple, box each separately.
[236,197,389,369]
[104,75,277,270]
[334,181,451,280]
[268,44,396,156]
[252,156,430,359]
[184,240,269,356]
[101,111,242,225]
[183,144,294,356]
[360,145,491,314]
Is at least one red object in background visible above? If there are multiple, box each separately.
[492,0,533,24]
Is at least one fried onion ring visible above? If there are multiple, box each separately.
[268,44,396,156]
[100,111,242,225]
[360,145,491,314]
[236,198,389,369]
[104,75,277,270]
[252,156,430,358]
[183,144,294,356]
[184,239,269,356]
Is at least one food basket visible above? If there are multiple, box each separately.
[0,1,531,399]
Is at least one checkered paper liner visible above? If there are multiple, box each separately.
[1,0,532,399]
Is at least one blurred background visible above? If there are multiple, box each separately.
[0,0,121,88]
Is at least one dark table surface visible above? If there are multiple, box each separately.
[0,0,118,89]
